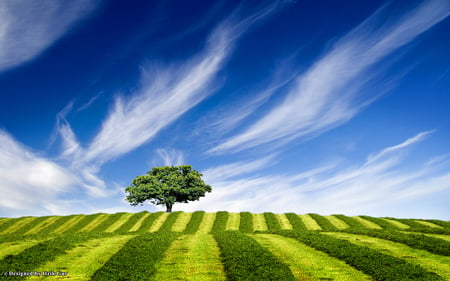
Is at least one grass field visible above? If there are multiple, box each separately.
[0,211,449,280]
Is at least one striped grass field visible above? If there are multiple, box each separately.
[0,211,449,280]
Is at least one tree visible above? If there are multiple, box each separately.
[125,165,211,212]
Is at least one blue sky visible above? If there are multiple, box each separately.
[1,0,449,219]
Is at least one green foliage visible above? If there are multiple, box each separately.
[285,213,307,231]
[125,165,211,212]
[308,213,338,231]
[278,230,443,281]
[183,211,205,234]
[342,228,450,256]
[213,231,296,281]
[114,211,148,233]
[239,212,253,233]
[263,212,281,232]
[157,211,182,232]
[211,211,229,233]
[90,232,179,281]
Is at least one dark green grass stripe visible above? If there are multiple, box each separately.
[90,213,125,232]
[211,211,229,233]
[285,213,307,231]
[331,214,364,228]
[61,213,103,233]
[213,231,296,281]
[136,212,164,233]
[114,211,148,233]
[90,232,179,281]
[157,211,182,232]
[384,218,450,234]
[358,216,401,230]
[264,212,282,232]
[239,212,253,233]
[342,228,450,256]
[425,219,450,229]
[277,230,443,281]
[0,217,32,233]
[308,213,338,231]
[35,215,77,235]
[8,216,52,235]
[183,211,205,234]
[0,232,110,280]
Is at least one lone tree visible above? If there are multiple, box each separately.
[125,165,211,212]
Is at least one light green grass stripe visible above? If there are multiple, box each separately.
[172,212,193,232]
[151,234,226,281]
[276,214,293,230]
[0,217,36,235]
[148,212,169,232]
[52,215,86,234]
[129,213,151,232]
[225,213,240,231]
[80,214,109,232]
[382,218,410,229]
[352,216,382,229]
[325,232,450,279]
[0,239,48,260]
[299,214,321,230]
[415,220,442,228]
[253,234,371,281]
[25,216,60,235]
[197,213,216,234]
[325,216,349,229]
[424,234,450,242]
[27,235,135,281]
[105,213,134,232]
[253,213,268,231]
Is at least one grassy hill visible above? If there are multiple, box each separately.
[0,211,449,280]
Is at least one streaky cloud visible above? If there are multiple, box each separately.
[156,148,185,166]
[209,0,450,154]
[0,0,99,72]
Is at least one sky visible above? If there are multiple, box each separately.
[0,0,449,219]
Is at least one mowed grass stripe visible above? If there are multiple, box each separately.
[326,215,349,230]
[299,214,321,230]
[114,212,148,233]
[136,212,163,233]
[172,212,192,232]
[65,214,106,233]
[0,217,36,235]
[35,215,77,236]
[90,213,125,232]
[352,216,382,229]
[325,232,450,279]
[239,212,253,233]
[25,216,61,235]
[151,234,226,281]
[105,213,135,232]
[309,214,338,231]
[197,212,216,234]
[253,234,371,281]
[358,216,403,230]
[211,211,228,233]
[129,212,151,232]
[381,217,410,229]
[276,214,293,230]
[90,232,179,281]
[157,211,181,232]
[0,239,48,260]
[148,212,169,232]
[80,214,109,232]
[285,213,307,231]
[183,211,205,234]
[27,235,135,281]
[253,213,268,231]
[264,212,282,231]
[11,216,51,235]
[52,215,86,234]
[225,213,240,231]
[423,234,450,243]
[415,220,442,228]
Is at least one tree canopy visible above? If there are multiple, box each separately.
[125,165,211,212]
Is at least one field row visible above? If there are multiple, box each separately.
[1,211,449,237]
[1,229,449,280]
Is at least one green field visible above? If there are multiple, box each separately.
[0,212,449,280]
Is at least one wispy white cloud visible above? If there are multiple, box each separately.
[209,0,450,154]
[156,148,185,166]
[0,0,99,72]
[181,131,450,219]
[0,130,78,214]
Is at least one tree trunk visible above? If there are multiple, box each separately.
[165,203,173,213]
